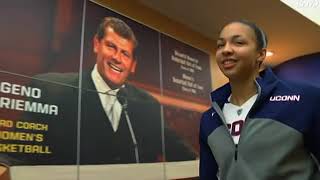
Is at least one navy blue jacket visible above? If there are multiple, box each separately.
[200,68,320,180]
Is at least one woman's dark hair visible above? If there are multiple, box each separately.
[224,20,268,50]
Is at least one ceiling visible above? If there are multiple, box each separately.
[137,0,320,66]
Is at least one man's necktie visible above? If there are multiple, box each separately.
[107,91,122,132]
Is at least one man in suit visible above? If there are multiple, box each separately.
[1,17,195,166]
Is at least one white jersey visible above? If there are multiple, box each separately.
[223,94,257,144]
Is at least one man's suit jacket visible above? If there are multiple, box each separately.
[5,71,195,165]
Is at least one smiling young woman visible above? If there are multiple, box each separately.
[199,20,320,180]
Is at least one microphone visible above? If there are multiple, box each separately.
[117,87,128,109]
[117,87,139,163]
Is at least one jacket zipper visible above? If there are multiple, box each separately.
[234,144,238,160]
[234,81,262,162]
[211,81,262,162]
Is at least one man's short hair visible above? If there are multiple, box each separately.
[96,17,138,53]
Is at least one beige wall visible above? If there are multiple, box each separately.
[94,0,228,90]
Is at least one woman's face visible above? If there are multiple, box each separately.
[216,22,264,80]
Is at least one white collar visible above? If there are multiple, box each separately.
[91,64,123,132]
[91,64,120,96]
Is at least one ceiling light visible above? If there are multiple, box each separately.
[266,50,274,57]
